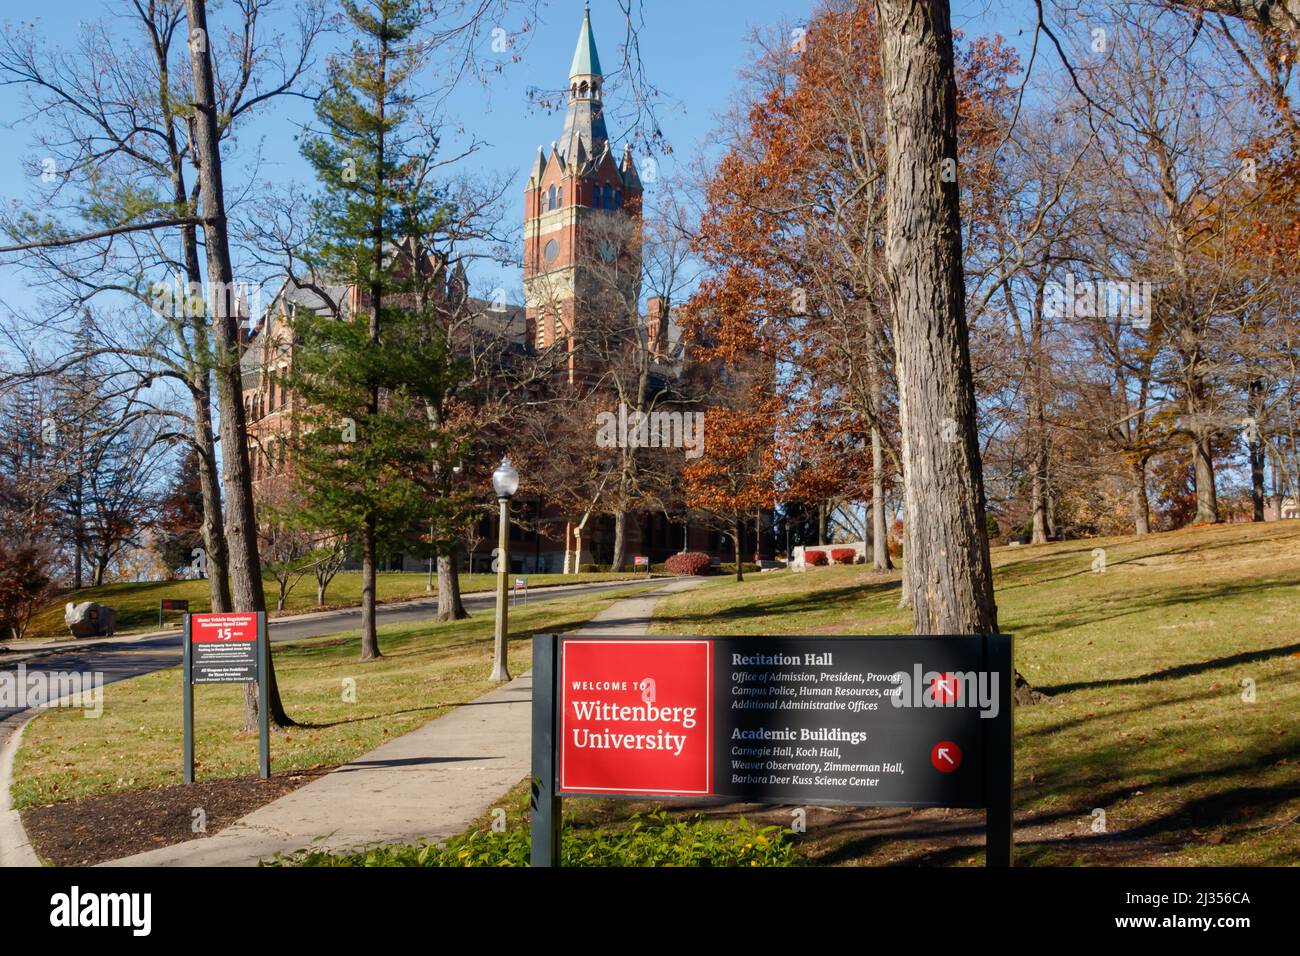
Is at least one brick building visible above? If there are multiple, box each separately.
[242,6,774,574]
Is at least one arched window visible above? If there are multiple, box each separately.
[579,81,589,98]
[615,190,623,209]
[547,185,556,211]
[557,186,563,208]
[602,184,613,209]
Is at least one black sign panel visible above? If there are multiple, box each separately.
[530,633,1014,866]
[713,636,1004,808]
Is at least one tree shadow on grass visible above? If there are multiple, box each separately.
[1036,639,1300,696]
[992,526,1300,592]
[293,705,444,730]
[1017,682,1236,739]
[654,582,902,632]
[1016,738,1298,836]
[1004,576,1300,644]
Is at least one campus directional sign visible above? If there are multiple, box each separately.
[531,633,1013,866]
[182,612,270,782]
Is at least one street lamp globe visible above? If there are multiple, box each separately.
[492,457,519,499]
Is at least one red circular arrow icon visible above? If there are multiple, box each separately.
[930,672,959,705]
[931,740,961,772]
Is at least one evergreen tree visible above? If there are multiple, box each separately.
[290,0,469,661]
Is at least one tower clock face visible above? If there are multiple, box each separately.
[544,239,559,263]
[599,238,617,262]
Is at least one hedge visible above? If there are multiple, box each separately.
[665,552,712,576]
[804,550,828,566]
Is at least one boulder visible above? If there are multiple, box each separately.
[64,601,116,638]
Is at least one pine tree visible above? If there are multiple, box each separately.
[290,0,469,661]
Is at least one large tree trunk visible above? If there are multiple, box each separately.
[1030,461,1049,545]
[611,509,627,571]
[877,0,1041,704]
[877,0,998,635]
[359,516,380,660]
[183,0,290,727]
[1191,429,1219,524]
[733,520,744,582]
[871,425,893,571]
[436,552,468,621]
[1132,458,1151,536]
[1250,437,1266,521]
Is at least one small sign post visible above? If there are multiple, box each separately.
[531,633,1013,867]
[159,598,189,629]
[512,576,528,608]
[634,556,650,575]
[182,612,270,783]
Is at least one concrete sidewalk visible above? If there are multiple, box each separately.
[99,577,702,867]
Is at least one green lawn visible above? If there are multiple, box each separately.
[11,584,655,809]
[23,570,653,639]
[649,521,1300,865]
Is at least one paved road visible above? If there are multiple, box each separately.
[0,579,652,727]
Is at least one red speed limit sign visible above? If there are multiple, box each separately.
[189,613,259,683]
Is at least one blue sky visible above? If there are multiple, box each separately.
[0,0,1038,326]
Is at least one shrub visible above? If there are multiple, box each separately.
[665,551,712,576]
[830,548,856,565]
[0,541,55,641]
[804,550,828,566]
[578,564,602,573]
[718,562,760,574]
[271,810,796,868]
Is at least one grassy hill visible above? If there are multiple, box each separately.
[20,570,651,640]
[647,521,1300,865]
[11,584,657,813]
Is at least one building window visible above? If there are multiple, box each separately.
[615,190,623,209]
[544,239,559,263]
[602,184,613,209]
[548,185,556,210]
[557,186,563,208]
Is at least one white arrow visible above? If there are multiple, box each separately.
[938,748,954,764]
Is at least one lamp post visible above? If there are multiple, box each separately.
[490,457,519,682]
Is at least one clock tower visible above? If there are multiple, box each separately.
[523,4,643,380]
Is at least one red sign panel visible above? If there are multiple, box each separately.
[191,613,258,644]
[559,639,712,796]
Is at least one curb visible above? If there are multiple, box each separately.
[0,713,42,866]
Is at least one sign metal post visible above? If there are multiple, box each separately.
[530,634,561,866]
[984,633,1013,866]
[257,612,270,779]
[182,615,194,784]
